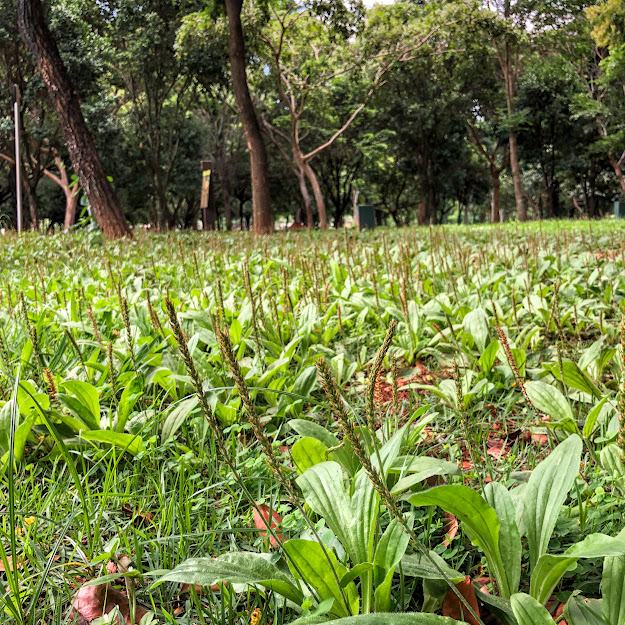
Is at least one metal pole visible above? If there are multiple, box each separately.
[13,85,22,233]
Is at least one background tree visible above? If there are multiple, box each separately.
[16,0,131,238]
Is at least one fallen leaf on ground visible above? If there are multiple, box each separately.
[442,575,481,625]
[69,582,147,625]
[121,506,154,528]
[486,439,509,458]
[442,512,458,547]
[0,555,22,572]
[252,503,283,548]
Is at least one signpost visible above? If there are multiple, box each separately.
[14,85,22,233]
[200,160,216,230]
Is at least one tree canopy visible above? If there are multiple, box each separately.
[2,0,625,232]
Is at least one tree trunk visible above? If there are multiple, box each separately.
[225,0,272,234]
[491,166,501,223]
[508,131,526,222]
[64,186,79,229]
[304,162,327,230]
[297,167,313,228]
[23,180,38,230]
[609,153,625,196]
[417,199,428,226]
[17,0,131,239]
[224,195,233,230]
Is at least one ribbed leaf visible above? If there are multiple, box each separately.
[565,596,606,625]
[510,593,555,625]
[483,482,521,597]
[78,430,144,455]
[284,539,359,618]
[401,552,463,584]
[288,613,465,625]
[155,552,303,605]
[522,434,582,571]
[292,437,329,474]
[296,462,355,560]
[530,534,625,605]
[603,528,625,625]
[525,380,573,422]
[161,396,199,441]
[373,515,413,612]
[409,485,509,597]
[463,308,490,352]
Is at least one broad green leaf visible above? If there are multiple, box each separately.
[463,308,489,351]
[296,462,355,561]
[479,339,500,373]
[603,528,625,625]
[284,539,359,618]
[291,366,318,397]
[162,396,199,441]
[0,402,12,454]
[0,414,35,466]
[257,358,290,386]
[531,534,625,605]
[61,381,100,424]
[584,398,608,438]
[401,552,463,584]
[551,360,601,398]
[214,402,238,426]
[56,394,100,431]
[476,589,517,625]
[290,419,357,476]
[117,375,143,432]
[578,337,605,372]
[483,482,521,597]
[390,457,460,495]
[350,425,408,565]
[288,613,465,624]
[600,444,625,496]
[229,319,242,344]
[155,552,303,605]
[510,593,555,625]
[523,434,583,571]
[525,380,573,422]
[79,430,144,455]
[565,596,606,625]
[340,563,373,588]
[292,437,330,474]
[409,485,510,597]
[289,419,340,448]
[374,515,413,612]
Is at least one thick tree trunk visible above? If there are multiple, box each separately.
[225,0,273,234]
[304,162,327,230]
[508,131,526,222]
[17,0,131,239]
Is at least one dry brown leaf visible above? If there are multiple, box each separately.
[252,503,283,548]
[442,512,458,547]
[69,582,147,625]
[442,575,481,625]
[0,555,23,572]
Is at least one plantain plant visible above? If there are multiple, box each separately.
[154,417,462,623]
[408,434,625,623]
